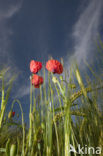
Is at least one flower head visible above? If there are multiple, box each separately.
[8,111,15,119]
[46,59,63,74]
[12,112,15,117]
[30,60,42,74]
[52,76,58,84]
[31,74,43,88]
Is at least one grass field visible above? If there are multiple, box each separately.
[0,42,103,156]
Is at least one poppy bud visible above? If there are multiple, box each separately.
[52,77,58,84]
[8,111,15,119]
[8,111,12,119]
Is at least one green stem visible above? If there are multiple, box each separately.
[29,82,33,151]
[11,99,25,156]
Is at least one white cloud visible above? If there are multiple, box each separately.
[15,83,30,98]
[0,1,23,99]
[15,0,103,98]
[0,1,22,20]
[0,0,23,67]
[67,0,103,67]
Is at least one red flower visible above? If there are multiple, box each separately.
[30,60,42,74]
[12,111,15,117]
[31,74,43,88]
[8,111,15,119]
[46,60,63,74]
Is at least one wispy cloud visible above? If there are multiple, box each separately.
[15,83,30,98]
[67,0,103,67]
[15,0,103,98]
[0,1,23,91]
[0,1,22,20]
[0,1,23,67]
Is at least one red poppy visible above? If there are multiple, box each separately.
[46,59,63,74]
[12,111,15,117]
[30,60,42,74]
[31,74,43,88]
[8,111,15,119]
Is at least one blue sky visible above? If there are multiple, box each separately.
[0,0,103,121]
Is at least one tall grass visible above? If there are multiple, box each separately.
[0,45,103,155]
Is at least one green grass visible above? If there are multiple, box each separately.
[0,41,103,155]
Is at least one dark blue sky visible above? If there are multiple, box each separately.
[10,0,82,71]
[0,0,103,122]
